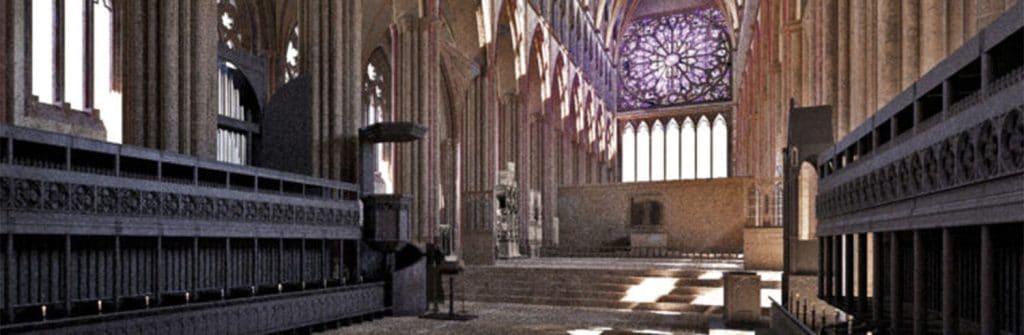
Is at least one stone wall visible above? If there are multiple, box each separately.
[743,227,784,270]
[556,178,755,253]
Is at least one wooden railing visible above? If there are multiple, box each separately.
[0,124,387,333]
[0,124,361,239]
[814,7,1024,236]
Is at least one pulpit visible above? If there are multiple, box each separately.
[359,122,427,316]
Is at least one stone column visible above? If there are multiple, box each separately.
[120,0,217,159]
[865,0,878,114]
[300,0,362,181]
[822,0,838,108]
[902,1,921,89]
[965,0,978,37]
[948,0,965,50]
[848,0,865,128]
[0,0,26,127]
[890,232,903,333]
[0,0,9,124]
[390,0,439,245]
[942,228,958,335]
[543,113,558,247]
[836,0,850,138]
[912,230,924,335]
[977,0,1006,28]
[920,0,948,74]
[878,0,902,106]
[980,225,994,335]
[517,96,532,254]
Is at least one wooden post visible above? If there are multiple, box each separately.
[5,234,14,321]
[113,235,121,311]
[913,231,924,335]
[980,225,994,335]
[64,235,71,315]
[942,228,957,335]
[155,236,162,306]
[252,238,258,295]
[224,238,231,297]
[890,232,901,333]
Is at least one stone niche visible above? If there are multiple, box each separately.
[629,195,667,250]
[557,178,755,254]
[526,190,544,258]
[494,163,520,259]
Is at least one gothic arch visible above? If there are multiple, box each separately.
[492,0,519,96]
[362,47,394,193]
[567,75,581,137]
[217,0,300,92]
[551,54,567,128]
[359,0,393,63]
[524,28,546,117]
[436,63,461,255]
[798,160,818,240]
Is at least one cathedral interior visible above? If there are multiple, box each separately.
[0,0,1022,334]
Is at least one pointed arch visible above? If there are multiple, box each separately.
[651,120,665,181]
[621,122,635,182]
[636,121,650,182]
[665,118,681,180]
[696,116,711,179]
[712,113,728,178]
[681,117,696,179]
[363,47,393,193]
[551,54,567,124]
[493,0,520,96]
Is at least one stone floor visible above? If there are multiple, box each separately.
[318,302,710,335]
[320,257,773,335]
[494,257,746,272]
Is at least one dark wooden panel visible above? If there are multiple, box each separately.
[1,283,387,335]
[69,236,115,302]
[228,238,254,289]
[119,237,156,299]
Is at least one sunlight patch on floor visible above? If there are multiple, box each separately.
[631,330,674,335]
[620,277,680,303]
[698,271,723,280]
[566,327,613,335]
[691,287,724,306]
[691,288,781,308]
[755,271,783,282]
[708,329,756,335]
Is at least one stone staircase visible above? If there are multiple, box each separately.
[457,265,780,316]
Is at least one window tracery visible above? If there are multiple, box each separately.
[217,0,248,50]
[618,7,732,110]
[620,113,729,182]
[284,26,300,83]
[28,0,118,141]
[363,49,393,193]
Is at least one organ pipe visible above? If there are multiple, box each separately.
[216,67,250,165]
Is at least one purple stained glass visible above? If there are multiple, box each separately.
[618,7,732,111]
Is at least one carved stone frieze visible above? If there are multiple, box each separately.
[0,177,360,227]
[818,104,1024,219]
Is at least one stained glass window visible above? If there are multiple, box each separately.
[618,7,732,110]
